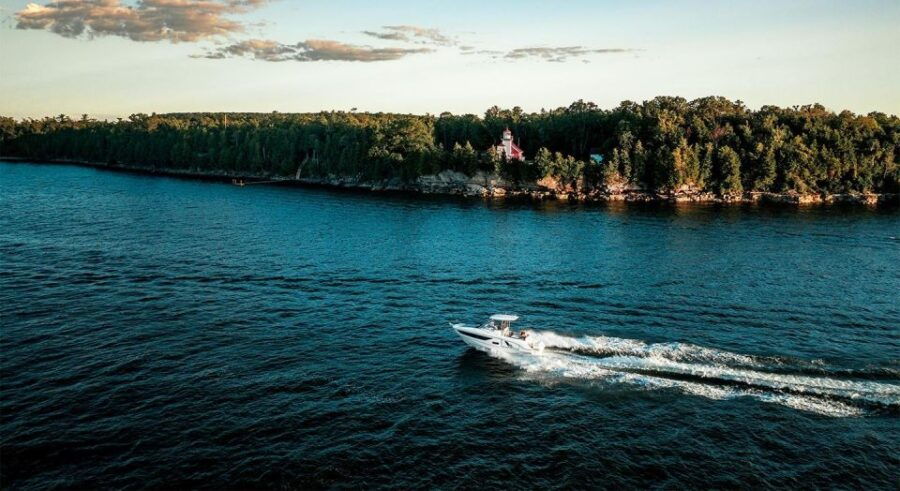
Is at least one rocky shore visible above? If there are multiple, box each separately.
[301,169,897,206]
[4,158,897,206]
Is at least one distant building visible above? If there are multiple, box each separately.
[494,128,525,161]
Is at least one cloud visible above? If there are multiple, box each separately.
[362,25,454,46]
[361,30,407,42]
[503,46,639,62]
[194,38,433,62]
[460,48,502,56]
[198,38,292,61]
[15,0,268,43]
[456,44,641,62]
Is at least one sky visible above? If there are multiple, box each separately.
[1,0,898,119]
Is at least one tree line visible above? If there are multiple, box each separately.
[1,96,897,194]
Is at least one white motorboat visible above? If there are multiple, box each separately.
[451,314,545,354]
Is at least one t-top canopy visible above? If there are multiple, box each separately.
[490,314,519,322]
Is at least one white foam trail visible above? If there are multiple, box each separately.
[537,331,762,367]
[596,355,900,405]
[488,331,900,417]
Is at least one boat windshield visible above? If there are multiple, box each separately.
[483,315,519,334]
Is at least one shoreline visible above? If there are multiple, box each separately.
[3,157,897,207]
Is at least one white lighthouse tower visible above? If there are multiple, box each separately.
[494,128,525,161]
[502,128,513,157]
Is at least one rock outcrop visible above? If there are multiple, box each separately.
[6,157,895,206]
[295,170,897,206]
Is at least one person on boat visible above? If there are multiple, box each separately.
[520,330,528,339]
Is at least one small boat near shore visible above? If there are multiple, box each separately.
[451,314,545,354]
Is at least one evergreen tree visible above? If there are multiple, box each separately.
[717,145,743,194]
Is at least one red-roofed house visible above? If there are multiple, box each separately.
[494,128,525,161]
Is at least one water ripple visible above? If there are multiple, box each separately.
[1,162,899,489]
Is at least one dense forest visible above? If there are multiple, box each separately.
[2,96,898,195]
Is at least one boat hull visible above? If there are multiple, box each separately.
[451,324,542,355]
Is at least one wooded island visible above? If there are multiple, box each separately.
[2,97,897,203]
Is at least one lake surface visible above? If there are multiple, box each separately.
[2,161,898,489]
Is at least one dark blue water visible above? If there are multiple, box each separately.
[2,161,899,489]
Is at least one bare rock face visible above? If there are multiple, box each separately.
[537,176,562,192]
[292,170,896,207]
[416,170,471,194]
[383,177,405,191]
[860,194,880,206]
[466,183,489,196]
[435,170,469,184]
[412,170,526,197]
[719,193,744,203]
[755,192,824,205]
[826,193,881,205]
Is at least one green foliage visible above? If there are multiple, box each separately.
[548,152,584,188]
[534,147,554,178]
[717,145,743,194]
[448,142,479,175]
[2,97,898,195]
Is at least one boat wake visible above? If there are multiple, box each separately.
[492,331,900,418]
